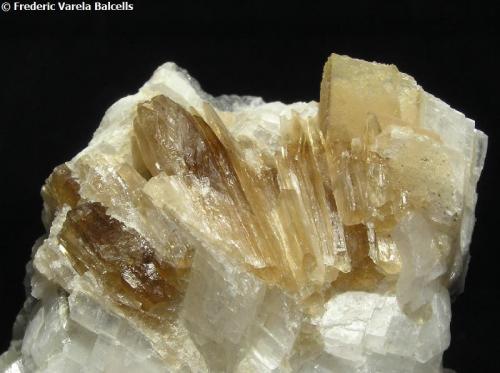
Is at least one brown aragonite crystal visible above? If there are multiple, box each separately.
[41,164,81,228]
[59,202,188,315]
[0,54,486,373]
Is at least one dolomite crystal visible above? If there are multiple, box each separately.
[0,54,487,373]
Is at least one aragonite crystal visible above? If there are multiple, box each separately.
[0,54,487,373]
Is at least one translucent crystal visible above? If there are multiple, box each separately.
[0,54,486,372]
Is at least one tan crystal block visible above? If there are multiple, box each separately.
[320,54,421,141]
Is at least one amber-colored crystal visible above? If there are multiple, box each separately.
[59,202,188,317]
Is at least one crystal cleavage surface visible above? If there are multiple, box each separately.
[0,54,487,372]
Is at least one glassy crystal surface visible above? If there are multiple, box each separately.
[0,54,487,372]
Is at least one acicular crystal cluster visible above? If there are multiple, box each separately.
[0,54,487,373]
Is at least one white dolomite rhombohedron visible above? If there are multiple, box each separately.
[0,54,487,372]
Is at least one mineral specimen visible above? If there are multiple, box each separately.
[0,54,487,373]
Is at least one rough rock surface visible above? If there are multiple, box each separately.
[0,54,487,372]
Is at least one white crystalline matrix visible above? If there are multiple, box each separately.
[0,54,487,372]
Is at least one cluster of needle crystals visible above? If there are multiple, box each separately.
[1,54,487,373]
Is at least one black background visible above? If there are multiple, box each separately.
[0,1,498,371]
